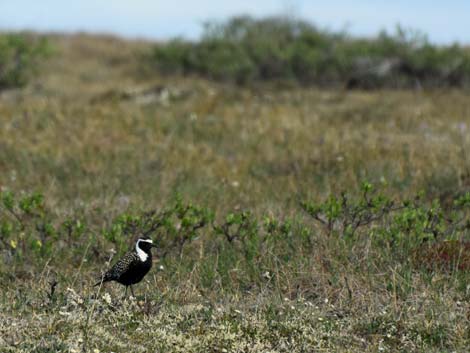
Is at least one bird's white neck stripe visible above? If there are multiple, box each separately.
[136,239,149,261]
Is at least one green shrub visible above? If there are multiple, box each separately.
[147,16,470,88]
[0,33,50,90]
[2,186,470,290]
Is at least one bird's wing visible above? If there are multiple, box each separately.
[102,251,138,281]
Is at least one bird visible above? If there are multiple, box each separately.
[94,237,157,297]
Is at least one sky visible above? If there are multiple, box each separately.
[0,0,468,44]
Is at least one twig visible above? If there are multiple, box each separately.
[83,280,103,352]
[344,276,352,302]
[71,240,91,288]
[48,279,58,300]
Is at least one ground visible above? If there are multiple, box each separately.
[0,34,470,352]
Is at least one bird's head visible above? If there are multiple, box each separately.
[136,237,157,252]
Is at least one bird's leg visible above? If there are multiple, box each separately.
[130,285,135,297]
[123,286,128,299]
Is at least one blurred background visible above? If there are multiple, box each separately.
[1,0,470,209]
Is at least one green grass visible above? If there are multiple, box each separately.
[1,34,470,352]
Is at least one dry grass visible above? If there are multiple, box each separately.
[1,34,470,352]
[2,35,470,211]
[2,262,469,352]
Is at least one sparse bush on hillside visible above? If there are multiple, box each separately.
[148,15,470,88]
[0,33,50,90]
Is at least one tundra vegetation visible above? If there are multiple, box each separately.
[1,19,470,352]
[149,16,470,89]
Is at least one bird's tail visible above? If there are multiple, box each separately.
[94,276,108,287]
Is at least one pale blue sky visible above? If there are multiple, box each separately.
[0,0,468,44]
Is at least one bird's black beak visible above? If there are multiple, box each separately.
[151,244,158,248]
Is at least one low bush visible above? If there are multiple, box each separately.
[0,33,50,90]
[2,184,470,291]
[148,16,470,89]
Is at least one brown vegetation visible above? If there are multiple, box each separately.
[1,34,470,352]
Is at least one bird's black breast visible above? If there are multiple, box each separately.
[116,256,152,285]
